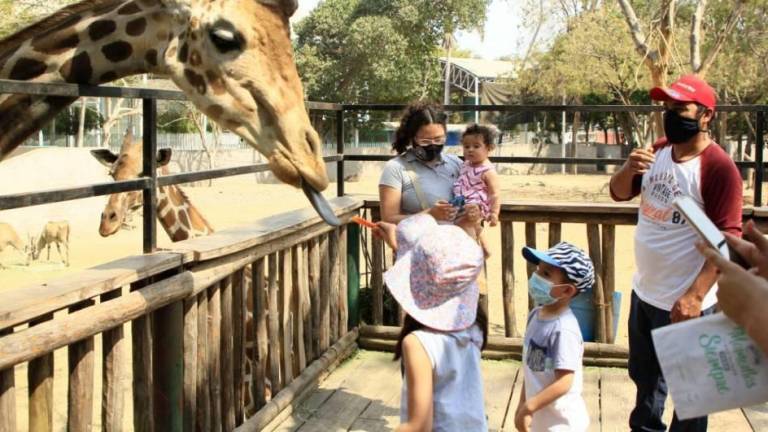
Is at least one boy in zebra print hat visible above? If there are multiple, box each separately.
[515,242,595,432]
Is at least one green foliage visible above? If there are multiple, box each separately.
[157,104,195,133]
[54,107,103,135]
[294,0,490,104]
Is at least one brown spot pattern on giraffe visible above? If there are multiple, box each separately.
[156,30,168,41]
[179,211,191,229]
[32,33,79,55]
[100,71,118,83]
[164,208,177,227]
[178,42,189,63]
[59,52,93,83]
[184,69,207,95]
[126,17,147,37]
[117,2,142,15]
[189,50,201,66]
[145,50,158,67]
[205,71,226,95]
[9,58,47,81]
[102,41,133,62]
[207,104,224,120]
[88,20,117,41]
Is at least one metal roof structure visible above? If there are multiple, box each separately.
[439,57,516,95]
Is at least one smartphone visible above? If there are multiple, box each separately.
[672,196,749,268]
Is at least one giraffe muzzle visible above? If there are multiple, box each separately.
[300,178,340,226]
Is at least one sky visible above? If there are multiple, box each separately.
[292,0,530,61]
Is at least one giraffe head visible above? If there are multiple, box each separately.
[153,0,335,221]
[0,0,338,224]
[91,130,167,237]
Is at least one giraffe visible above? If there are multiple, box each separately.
[91,130,214,241]
[0,0,339,225]
[92,131,273,412]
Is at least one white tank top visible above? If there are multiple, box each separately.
[399,325,488,431]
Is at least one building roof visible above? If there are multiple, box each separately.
[439,57,516,80]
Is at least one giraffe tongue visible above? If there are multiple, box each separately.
[301,179,341,226]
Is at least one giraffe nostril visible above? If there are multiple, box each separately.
[109,212,117,221]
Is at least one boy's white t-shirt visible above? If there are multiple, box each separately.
[400,325,488,432]
[523,307,588,432]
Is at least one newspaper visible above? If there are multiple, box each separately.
[652,312,768,419]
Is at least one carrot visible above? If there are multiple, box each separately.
[351,215,377,229]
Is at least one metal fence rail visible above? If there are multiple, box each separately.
[0,79,766,253]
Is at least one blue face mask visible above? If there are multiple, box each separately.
[528,273,558,306]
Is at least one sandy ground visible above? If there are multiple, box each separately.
[0,149,760,431]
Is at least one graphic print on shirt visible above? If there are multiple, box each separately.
[640,170,687,228]
[525,339,551,372]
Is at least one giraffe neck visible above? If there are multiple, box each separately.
[157,183,215,242]
[0,0,178,160]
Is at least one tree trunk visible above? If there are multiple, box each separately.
[76,98,88,148]
[570,111,580,174]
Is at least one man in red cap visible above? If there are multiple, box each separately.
[609,74,743,431]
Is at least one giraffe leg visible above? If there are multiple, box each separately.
[55,242,64,265]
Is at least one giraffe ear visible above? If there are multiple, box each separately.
[258,0,298,17]
[157,149,173,167]
[91,149,118,167]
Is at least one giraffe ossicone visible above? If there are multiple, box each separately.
[0,0,340,225]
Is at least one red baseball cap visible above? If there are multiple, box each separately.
[650,74,717,112]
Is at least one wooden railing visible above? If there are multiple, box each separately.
[357,199,768,352]
[0,196,362,432]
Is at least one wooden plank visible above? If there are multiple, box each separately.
[133,314,154,432]
[319,234,331,352]
[548,222,562,247]
[587,224,606,343]
[0,252,184,331]
[339,225,348,337]
[328,229,340,344]
[501,220,518,337]
[170,196,362,261]
[0,328,15,432]
[371,233,384,325]
[601,225,616,343]
[298,350,399,432]
[197,291,211,432]
[153,300,184,431]
[101,288,126,432]
[28,313,53,432]
[743,404,768,431]
[280,249,295,385]
[599,368,634,431]
[233,269,245,425]
[267,253,282,394]
[68,299,96,432]
[308,238,321,361]
[500,201,640,215]
[582,370,600,432]
[221,276,237,432]
[183,296,198,432]
[237,330,359,432]
[525,222,537,311]
[292,245,307,373]
[481,360,517,431]
[208,282,223,432]
[252,258,268,411]
[300,242,314,364]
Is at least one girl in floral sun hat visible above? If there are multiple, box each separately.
[378,213,489,431]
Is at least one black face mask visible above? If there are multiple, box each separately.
[412,144,443,162]
[664,109,705,144]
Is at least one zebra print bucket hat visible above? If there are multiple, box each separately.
[522,242,595,293]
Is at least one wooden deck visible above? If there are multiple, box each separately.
[266,350,768,432]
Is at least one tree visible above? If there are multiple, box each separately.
[294,0,490,104]
[617,0,747,136]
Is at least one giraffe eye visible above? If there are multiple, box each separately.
[209,28,243,53]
